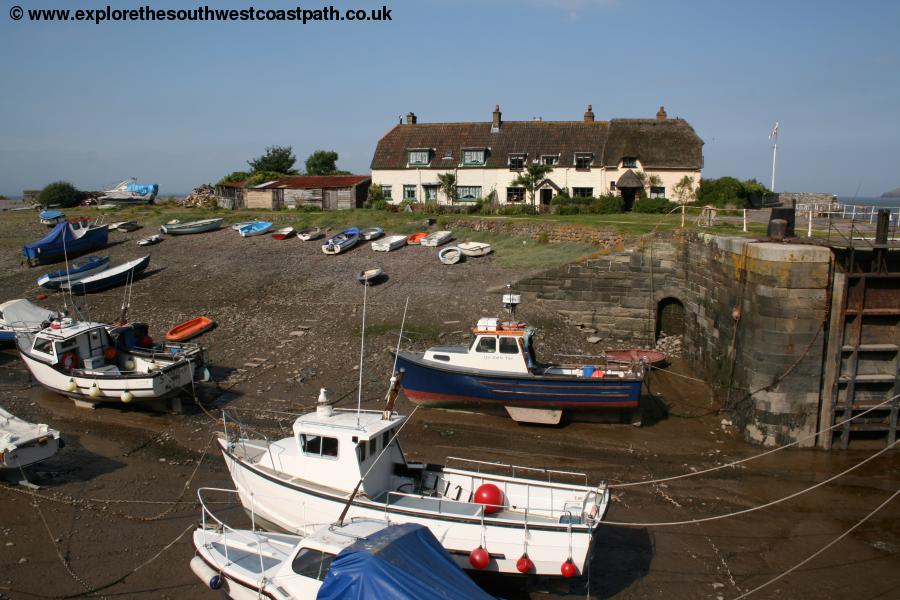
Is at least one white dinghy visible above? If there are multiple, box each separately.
[0,407,62,471]
[421,230,453,247]
[458,241,492,257]
[371,235,407,252]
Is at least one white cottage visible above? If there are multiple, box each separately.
[370,105,704,210]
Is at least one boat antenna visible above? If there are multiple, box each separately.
[382,296,410,420]
[61,222,71,316]
[503,282,521,322]
[356,278,368,427]
[391,296,410,377]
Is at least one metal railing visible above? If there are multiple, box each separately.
[445,456,589,486]
[196,487,269,577]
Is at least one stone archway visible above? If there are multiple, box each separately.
[656,297,685,339]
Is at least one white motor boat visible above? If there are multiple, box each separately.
[0,299,60,344]
[458,241,492,257]
[371,235,407,252]
[0,407,62,471]
[421,230,453,247]
[98,179,159,204]
[16,318,208,408]
[190,488,493,599]
[218,388,609,577]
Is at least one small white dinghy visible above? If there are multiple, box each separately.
[357,267,383,285]
[296,227,323,241]
[371,235,407,252]
[458,241,492,257]
[137,234,161,246]
[438,246,463,265]
[0,406,62,471]
[421,230,453,247]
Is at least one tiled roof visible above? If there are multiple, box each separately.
[371,118,703,170]
[257,175,370,190]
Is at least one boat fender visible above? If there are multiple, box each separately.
[103,347,117,360]
[121,391,134,403]
[469,546,490,570]
[190,556,223,590]
[591,370,606,379]
[65,378,77,392]
[139,335,154,347]
[516,553,534,574]
[474,483,504,514]
[88,383,101,398]
[60,351,78,371]
[561,558,577,578]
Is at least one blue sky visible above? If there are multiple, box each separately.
[1,0,898,197]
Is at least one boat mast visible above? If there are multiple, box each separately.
[356,279,368,427]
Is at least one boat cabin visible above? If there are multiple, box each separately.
[281,406,408,499]
[25,319,154,375]
[422,317,536,374]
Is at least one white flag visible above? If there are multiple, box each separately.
[769,121,779,141]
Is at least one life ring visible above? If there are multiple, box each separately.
[591,370,606,378]
[103,347,117,360]
[60,351,78,371]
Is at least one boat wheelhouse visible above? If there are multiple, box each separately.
[219,393,609,577]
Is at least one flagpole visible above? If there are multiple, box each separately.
[770,121,778,192]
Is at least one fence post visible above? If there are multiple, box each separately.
[808,209,813,237]
[742,209,747,232]
[681,204,685,228]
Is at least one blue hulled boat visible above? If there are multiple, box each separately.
[23,221,109,265]
[60,255,150,294]
[39,210,65,226]
[394,294,645,424]
[322,227,360,254]
[36,255,110,290]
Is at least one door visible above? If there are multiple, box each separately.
[540,189,553,205]
[323,190,338,210]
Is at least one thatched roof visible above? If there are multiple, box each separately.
[371,117,703,170]
[615,169,644,189]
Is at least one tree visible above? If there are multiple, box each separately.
[646,174,663,193]
[437,172,457,204]
[672,176,696,204]
[38,181,82,208]
[247,145,298,174]
[217,171,252,186]
[305,150,346,176]
[511,164,553,207]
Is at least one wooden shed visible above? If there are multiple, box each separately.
[259,175,371,210]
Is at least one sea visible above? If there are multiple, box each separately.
[837,196,900,209]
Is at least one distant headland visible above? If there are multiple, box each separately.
[882,187,900,198]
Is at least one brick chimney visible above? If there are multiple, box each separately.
[584,104,595,123]
[656,105,667,121]
[491,104,502,131]
[406,112,417,125]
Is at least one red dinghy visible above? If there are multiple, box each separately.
[407,232,428,245]
[271,227,295,240]
[165,316,215,342]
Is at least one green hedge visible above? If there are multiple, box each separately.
[38,181,83,208]
[553,194,623,214]
[633,197,677,213]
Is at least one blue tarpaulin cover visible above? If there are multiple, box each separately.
[125,183,158,196]
[23,222,108,262]
[316,524,495,600]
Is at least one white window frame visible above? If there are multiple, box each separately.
[462,149,486,166]
[572,187,594,198]
[381,185,392,200]
[506,187,525,203]
[650,186,666,199]
[457,186,482,201]
[541,155,560,166]
[508,154,526,170]
[574,153,593,170]
[407,150,430,166]
[403,185,417,201]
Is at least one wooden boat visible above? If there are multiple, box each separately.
[23,221,109,266]
[0,407,62,471]
[16,318,207,408]
[357,267,383,285]
[160,218,224,235]
[190,489,493,600]
[39,210,65,226]
[322,227,360,255]
[219,391,609,577]
[421,230,453,247]
[296,227,322,241]
[605,348,667,366]
[36,255,110,290]
[165,316,215,342]
[110,220,141,232]
[60,255,150,294]
[137,234,161,246]
[407,232,428,245]
[372,234,407,252]
[360,226,384,241]
[271,226,295,240]
[238,221,273,237]
[438,246,462,265]
[394,294,644,425]
[457,241,492,257]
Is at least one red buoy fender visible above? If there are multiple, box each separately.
[561,559,577,578]
[516,553,534,574]
[469,546,490,570]
[60,351,78,370]
[474,483,504,514]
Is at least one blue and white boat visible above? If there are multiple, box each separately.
[60,255,150,294]
[23,221,109,266]
[360,226,384,241]
[237,221,273,237]
[0,299,59,344]
[322,227,360,255]
[98,179,159,204]
[36,256,110,290]
[394,294,645,424]
[39,210,65,226]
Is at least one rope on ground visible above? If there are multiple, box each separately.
[602,438,898,527]
[608,392,900,489]
[731,486,900,599]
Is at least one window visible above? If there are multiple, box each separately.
[650,186,666,199]
[300,434,338,459]
[381,185,392,200]
[457,186,482,201]
[403,185,417,201]
[442,149,454,160]
[476,337,497,353]
[356,440,368,462]
[32,337,53,355]
[499,337,520,354]
[291,548,336,580]
[382,431,393,450]
[462,149,486,165]
[575,153,593,170]
[407,150,430,166]
[506,187,525,203]
[508,154,525,170]
[541,155,559,166]
[423,185,438,203]
[610,180,617,191]
[573,187,593,198]
[622,157,637,168]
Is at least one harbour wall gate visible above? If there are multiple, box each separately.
[516,228,900,449]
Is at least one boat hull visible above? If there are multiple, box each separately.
[61,256,150,294]
[161,218,224,235]
[220,440,599,576]
[394,352,642,413]
[36,256,110,290]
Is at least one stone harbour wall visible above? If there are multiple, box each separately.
[516,230,834,447]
